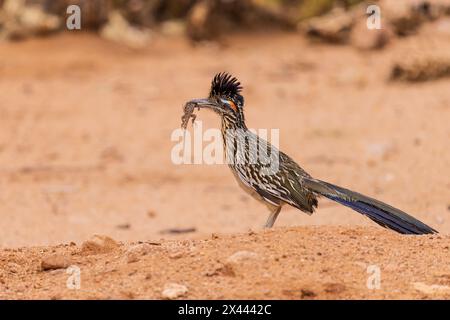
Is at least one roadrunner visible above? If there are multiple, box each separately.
[184,72,437,235]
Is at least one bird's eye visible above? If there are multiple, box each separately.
[220,98,238,112]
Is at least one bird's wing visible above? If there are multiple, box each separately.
[233,149,318,214]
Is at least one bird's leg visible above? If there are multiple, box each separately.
[264,206,281,228]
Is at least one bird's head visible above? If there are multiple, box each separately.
[188,72,245,126]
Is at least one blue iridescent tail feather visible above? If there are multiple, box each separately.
[304,178,437,235]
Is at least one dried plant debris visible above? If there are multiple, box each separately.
[160,227,197,235]
[181,101,199,129]
[300,7,355,44]
[391,57,450,82]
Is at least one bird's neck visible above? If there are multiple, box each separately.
[221,117,248,164]
[221,115,247,132]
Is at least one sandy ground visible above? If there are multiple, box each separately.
[0,26,449,299]
[1,227,450,299]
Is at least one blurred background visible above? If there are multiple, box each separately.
[0,0,449,247]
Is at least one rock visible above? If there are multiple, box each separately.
[169,251,184,259]
[324,283,346,294]
[41,255,70,271]
[300,8,355,44]
[119,0,160,28]
[350,18,392,50]
[81,235,119,255]
[226,250,259,263]
[380,0,436,36]
[120,290,135,299]
[125,243,154,263]
[412,282,450,295]
[160,20,186,37]
[204,262,235,277]
[162,283,188,299]
[100,10,151,49]
[186,0,211,40]
[186,0,293,41]
[300,289,316,299]
[128,243,153,255]
[126,253,139,264]
[0,0,61,40]
[390,56,450,82]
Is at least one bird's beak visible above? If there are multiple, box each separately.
[188,98,220,111]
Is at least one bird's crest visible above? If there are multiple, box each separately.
[210,72,244,105]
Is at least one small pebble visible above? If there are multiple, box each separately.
[413,282,450,295]
[226,250,259,263]
[116,223,131,230]
[211,233,219,239]
[169,251,184,259]
[162,283,188,299]
[41,255,70,271]
[81,235,119,255]
[125,243,154,263]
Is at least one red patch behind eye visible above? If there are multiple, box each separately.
[228,100,237,112]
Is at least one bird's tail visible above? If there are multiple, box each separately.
[303,178,437,235]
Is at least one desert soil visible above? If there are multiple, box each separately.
[0,27,449,299]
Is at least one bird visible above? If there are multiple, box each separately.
[184,72,437,235]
